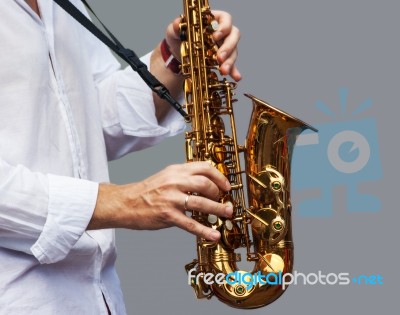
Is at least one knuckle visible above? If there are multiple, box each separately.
[162,178,178,190]
[200,161,213,170]
[164,164,177,172]
[198,176,210,189]
[213,188,221,201]
[206,200,220,214]
[224,12,232,21]
[211,201,224,214]
[186,221,197,233]
[161,208,174,223]
[166,163,186,173]
[199,226,209,239]
[204,161,212,167]
[186,163,194,168]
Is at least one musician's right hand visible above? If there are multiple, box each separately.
[88,162,233,241]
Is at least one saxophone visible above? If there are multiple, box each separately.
[180,0,317,308]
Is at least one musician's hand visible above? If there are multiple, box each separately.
[165,11,242,81]
[89,162,233,241]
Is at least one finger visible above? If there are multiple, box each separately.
[188,175,220,201]
[170,211,221,241]
[184,194,233,218]
[211,11,233,43]
[230,64,242,81]
[183,162,231,191]
[219,49,238,77]
[220,54,242,82]
[166,17,181,40]
[165,17,182,59]
[216,26,240,64]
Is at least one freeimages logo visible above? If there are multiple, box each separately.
[292,88,382,216]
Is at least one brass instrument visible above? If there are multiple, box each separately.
[180,0,317,308]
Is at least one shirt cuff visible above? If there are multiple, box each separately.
[30,174,99,264]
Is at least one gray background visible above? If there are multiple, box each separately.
[90,0,398,314]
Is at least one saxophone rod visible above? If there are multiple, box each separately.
[245,209,269,228]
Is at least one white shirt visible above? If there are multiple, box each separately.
[0,0,184,314]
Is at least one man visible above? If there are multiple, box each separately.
[0,0,241,314]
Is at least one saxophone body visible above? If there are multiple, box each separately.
[180,0,317,308]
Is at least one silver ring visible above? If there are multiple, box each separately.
[184,194,190,211]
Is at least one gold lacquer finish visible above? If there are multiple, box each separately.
[181,0,317,308]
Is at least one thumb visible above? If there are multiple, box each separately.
[166,17,181,41]
[165,17,182,58]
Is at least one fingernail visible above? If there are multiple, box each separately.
[210,230,220,241]
[225,180,231,190]
[225,204,233,217]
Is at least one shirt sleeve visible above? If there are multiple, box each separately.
[95,52,186,161]
[0,158,98,264]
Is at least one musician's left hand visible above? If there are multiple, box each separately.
[165,10,242,81]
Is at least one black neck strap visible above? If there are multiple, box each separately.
[53,0,187,119]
